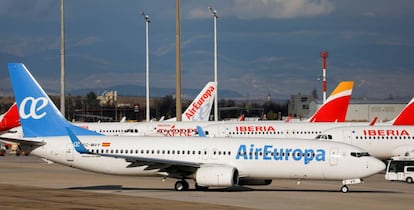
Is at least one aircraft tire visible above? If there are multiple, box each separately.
[174,180,189,191]
[340,185,349,193]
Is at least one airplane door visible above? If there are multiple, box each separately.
[66,143,74,161]
[329,148,338,166]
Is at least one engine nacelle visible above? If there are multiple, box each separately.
[238,178,272,186]
[195,166,239,187]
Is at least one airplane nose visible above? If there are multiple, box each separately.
[370,158,386,174]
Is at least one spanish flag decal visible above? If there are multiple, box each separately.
[102,142,111,147]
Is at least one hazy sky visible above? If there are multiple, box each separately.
[1,0,413,100]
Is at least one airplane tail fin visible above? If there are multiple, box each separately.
[391,97,414,125]
[8,63,102,137]
[0,103,21,132]
[182,82,217,121]
[308,81,354,122]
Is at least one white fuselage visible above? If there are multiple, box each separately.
[201,121,370,139]
[320,126,414,160]
[29,136,384,181]
[75,121,217,137]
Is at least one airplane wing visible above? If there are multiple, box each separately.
[0,136,45,146]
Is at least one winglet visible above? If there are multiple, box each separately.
[308,81,354,122]
[8,63,102,137]
[0,103,21,132]
[391,97,414,125]
[196,126,206,137]
[65,127,90,154]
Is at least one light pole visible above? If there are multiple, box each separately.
[142,12,150,122]
[209,6,218,121]
[60,0,65,117]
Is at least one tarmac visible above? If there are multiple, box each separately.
[0,155,413,210]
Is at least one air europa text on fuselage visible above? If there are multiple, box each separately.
[235,144,326,165]
[363,129,410,136]
[235,125,276,132]
[184,85,215,120]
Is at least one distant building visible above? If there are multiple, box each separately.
[288,93,315,119]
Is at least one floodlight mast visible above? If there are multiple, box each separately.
[142,12,150,122]
[209,6,218,121]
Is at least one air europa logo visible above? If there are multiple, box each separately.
[363,129,410,136]
[236,144,325,165]
[19,97,48,119]
[184,85,215,120]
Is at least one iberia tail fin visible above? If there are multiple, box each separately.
[391,97,414,125]
[8,63,102,137]
[308,81,354,122]
[0,103,20,132]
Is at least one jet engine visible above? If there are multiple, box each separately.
[195,166,239,187]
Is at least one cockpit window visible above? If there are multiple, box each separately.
[350,152,370,157]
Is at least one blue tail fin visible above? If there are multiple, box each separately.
[8,63,102,137]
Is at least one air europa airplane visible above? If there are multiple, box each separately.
[1,63,384,193]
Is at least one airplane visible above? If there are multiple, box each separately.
[0,63,385,192]
[316,125,414,160]
[200,94,414,139]
[67,80,355,137]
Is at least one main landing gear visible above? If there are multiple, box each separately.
[174,180,209,191]
[174,180,189,191]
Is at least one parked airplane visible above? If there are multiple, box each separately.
[200,95,414,139]
[317,125,414,160]
[199,81,355,139]
[1,63,384,192]
[71,81,354,137]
